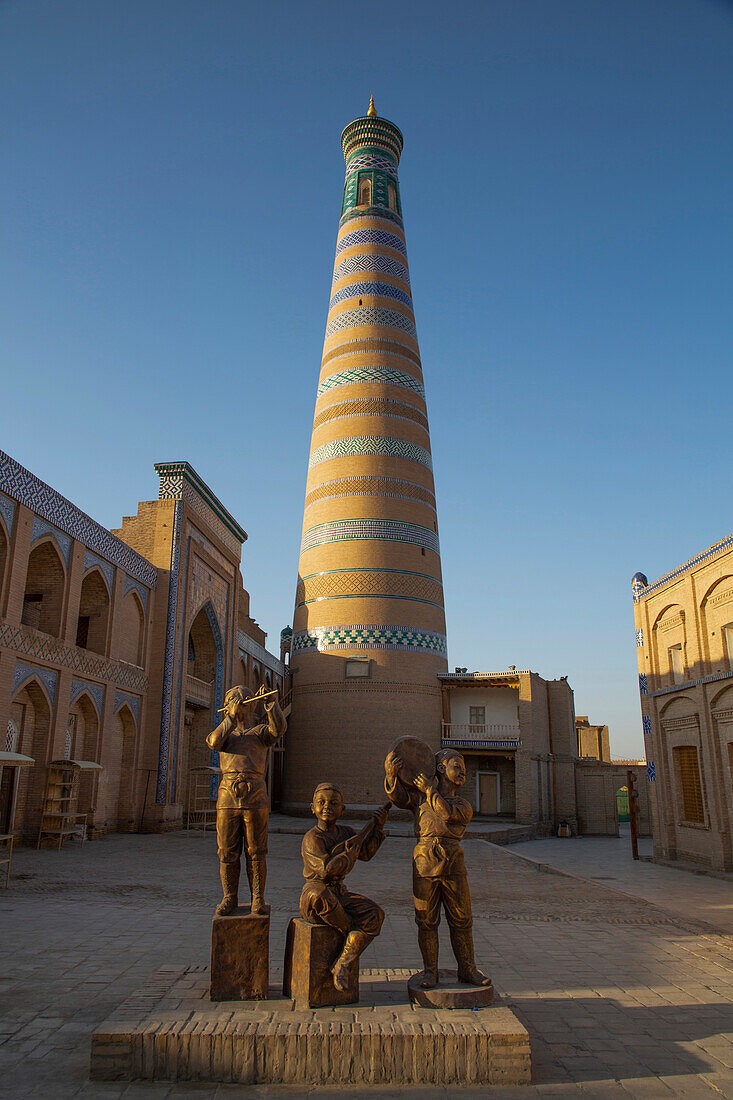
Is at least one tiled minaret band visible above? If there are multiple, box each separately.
[285,100,448,808]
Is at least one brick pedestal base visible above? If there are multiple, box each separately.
[91,965,532,1087]
[210,908,269,1001]
[283,917,358,1008]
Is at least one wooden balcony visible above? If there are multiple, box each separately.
[185,675,213,707]
[441,723,521,748]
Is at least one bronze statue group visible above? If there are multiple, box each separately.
[208,685,491,994]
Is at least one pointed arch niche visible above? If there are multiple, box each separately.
[113,705,138,829]
[9,678,52,837]
[76,569,110,655]
[179,602,224,804]
[119,590,145,666]
[22,540,65,637]
[68,692,101,820]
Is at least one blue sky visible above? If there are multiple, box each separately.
[3,0,732,758]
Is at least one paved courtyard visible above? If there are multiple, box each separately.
[1,829,732,1098]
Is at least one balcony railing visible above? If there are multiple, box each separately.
[441,723,520,747]
[185,674,213,706]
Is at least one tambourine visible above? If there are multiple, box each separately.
[386,736,436,791]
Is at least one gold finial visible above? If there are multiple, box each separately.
[367,93,377,117]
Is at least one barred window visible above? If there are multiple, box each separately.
[674,745,705,823]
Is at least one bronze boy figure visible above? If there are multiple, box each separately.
[385,745,491,990]
[299,783,389,990]
[207,685,286,916]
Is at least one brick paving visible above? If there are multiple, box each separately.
[1,831,733,1097]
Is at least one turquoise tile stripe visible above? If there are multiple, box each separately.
[326,307,416,339]
[332,254,410,286]
[308,436,432,472]
[329,281,412,310]
[292,624,447,656]
[317,367,424,398]
[336,228,406,258]
[301,518,440,554]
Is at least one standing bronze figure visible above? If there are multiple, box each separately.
[385,739,491,991]
[299,783,389,989]
[207,685,286,916]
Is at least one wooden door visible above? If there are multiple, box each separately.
[478,772,499,815]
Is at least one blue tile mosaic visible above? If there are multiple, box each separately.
[114,690,141,725]
[636,629,644,648]
[345,153,399,175]
[326,307,416,340]
[305,475,435,511]
[339,208,403,230]
[646,760,656,781]
[309,436,432,472]
[639,673,648,695]
[12,660,58,704]
[1,621,148,692]
[329,281,412,311]
[0,491,16,536]
[0,450,156,588]
[83,549,115,593]
[643,716,652,736]
[70,677,105,716]
[335,228,406,258]
[332,253,410,286]
[31,517,72,568]
[318,366,424,398]
[292,624,447,657]
[301,519,440,555]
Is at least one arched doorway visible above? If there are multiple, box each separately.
[76,570,110,654]
[22,540,65,637]
[616,786,630,823]
[180,604,223,804]
[114,705,138,830]
[9,679,52,838]
[68,694,100,821]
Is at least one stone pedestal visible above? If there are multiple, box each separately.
[210,908,269,1001]
[283,917,358,1008]
[407,969,495,1010]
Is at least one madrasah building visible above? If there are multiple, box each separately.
[0,101,642,845]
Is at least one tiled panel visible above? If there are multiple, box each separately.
[325,307,416,339]
[0,620,148,693]
[0,491,16,535]
[317,367,424,398]
[31,517,72,567]
[114,690,141,725]
[335,228,406,258]
[292,624,447,656]
[83,549,115,592]
[70,677,105,716]
[124,575,150,610]
[12,660,58,704]
[332,254,410,287]
[329,281,412,310]
[301,519,440,555]
[297,568,443,607]
[308,436,432,472]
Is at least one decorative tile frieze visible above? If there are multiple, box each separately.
[0,449,156,587]
[301,519,440,555]
[31,516,72,567]
[332,254,410,286]
[344,153,399,174]
[329,281,412,311]
[12,660,58,703]
[124,575,150,609]
[335,228,406,258]
[646,760,656,781]
[0,619,147,693]
[292,624,447,656]
[114,690,141,725]
[639,674,648,695]
[635,531,733,601]
[297,568,444,607]
[636,628,644,647]
[326,306,416,340]
[70,677,105,716]
[309,436,432,472]
[642,716,652,736]
[0,491,16,535]
[339,206,403,229]
[317,367,424,398]
[83,549,115,592]
[313,399,428,432]
[304,475,436,511]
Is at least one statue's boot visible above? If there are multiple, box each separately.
[417,928,439,989]
[215,861,239,916]
[450,927,492,986]
[331,930,369,992]
[250,856,270,915]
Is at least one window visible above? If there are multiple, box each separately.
[674,745,705,823]
[75,616,90,649]
[669,644,684,684]
[469,706,486,728]
[345,658,370,678]
[358,176,372,206]
[387,183,397,212]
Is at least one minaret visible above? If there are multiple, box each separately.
[285,100,448,810]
